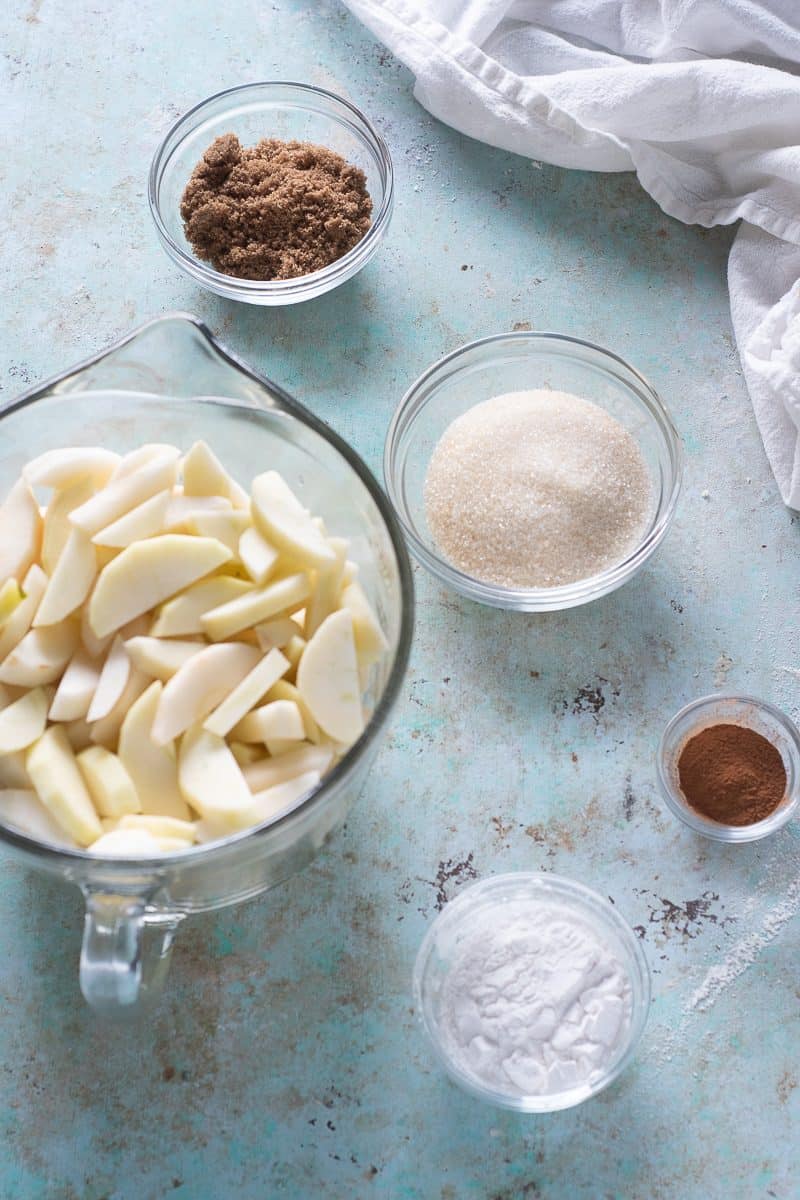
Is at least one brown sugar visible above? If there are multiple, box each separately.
[180,133,373,281]
[677,722,786,826]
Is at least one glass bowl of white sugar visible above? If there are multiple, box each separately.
[413,872,651,1112]
[384,332,682,611]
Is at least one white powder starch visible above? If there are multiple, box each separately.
[424,389,652,588]
[438,900,633,1097]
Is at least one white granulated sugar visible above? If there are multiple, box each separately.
[424,389,652,588]
[438,900,633,1097]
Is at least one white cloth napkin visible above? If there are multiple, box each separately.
[342,0,800,507]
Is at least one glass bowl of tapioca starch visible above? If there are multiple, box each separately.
[384,331,683,612]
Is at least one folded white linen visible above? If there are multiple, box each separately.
[342,0,800,507]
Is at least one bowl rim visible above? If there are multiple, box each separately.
[412,870,651,1112]
[656,691,800,842]
[147,80,394,297]
[0,312,415,867]
[384,330,683,611]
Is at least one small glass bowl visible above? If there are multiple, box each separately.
[657,693,800,842]
[384,332,682,611]
[148,81,394,305]
[412,872,651,1112]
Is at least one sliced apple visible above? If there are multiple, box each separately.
[91,488,171,548]
[69,446,180,536]
[0,564,47,664]
[26,726,103,846]
[41,477,95,575]
[187,509,251,555]
[117,813,196,844]
[203,647,290,738]
[76,745,140,818]
[254,616,300,651]
[242,743,333,794]
[89,534,232,638]
[266,678,322,744]
[118,682,190,820]
[89,668,149,750]
[89,828,161,857]
[201,571,310,641]
[341,580,389,669]
[149,575,253,637]
[238,526,278,585]
[0,687,49,753]
[34,527,97,627]
[110,443,181,482]
[23,446,120,490]
[296,608,363,745]
[250,770,321,824]
[304,536,348,637]
[182,441,248,507]
[178,726,258,834]
[230,741,263,767]
[232,699,305,747]
[0,787,79,847]
[0,580,23,625]
[0,477,42,585]
[283,634,306,676]
[0,620,79,687]
[125,636,204,683]
[151,643,260,745]
[50,646,102,721]
[86,635,129,722]
[251,471,336,569]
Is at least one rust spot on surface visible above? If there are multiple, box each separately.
[778,1070,797,1103]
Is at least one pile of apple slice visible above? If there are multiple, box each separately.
[0,441,388,855]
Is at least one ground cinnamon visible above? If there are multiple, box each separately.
[677,722,786,825]
[180,134,372,281]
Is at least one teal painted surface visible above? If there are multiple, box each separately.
[2,2,799,1198]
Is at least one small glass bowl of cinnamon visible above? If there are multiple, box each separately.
[148,81,394,305]
[657,693,800,842]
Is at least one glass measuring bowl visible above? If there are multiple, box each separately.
[0,313,413,1013]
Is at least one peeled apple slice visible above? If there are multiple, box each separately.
[86,635,130,722]
[76,745,140,818]
[0,580,23,624]
[0,477,42,585]
[202,572,310,641]
[0,620,79,687]
[69,447,180,536]
[89,828,161,857]
[89,668,149,751]
[238,526,278,585]
[0,564,47,663]
[0,687,49,753]
[178,726,257,833]
[341,581,389,668]
[296,608,364,744]
[149,575,253,638]
[266,679,321,744]
[187,509,251,555]
[23,447,120,490]
[151,642,260,745]
[250,770,321,824]
[242,743,333,793]
[0,787,78,847]
[251,471,336,569]
[91,489,171,548]
[118,682,190,820]
[255,616,300,651]
[49,646,101,721]
[232,699,304,745]
[203,647,290,737]
[33,527,97,627]
[41,477,95,575]
[125,636,204,682]
[111,443,180,482]
[26,726,103,846]
[304,537,348,637]
[182,440,248,507]
[89,534,232,638]
[117,813,196,844]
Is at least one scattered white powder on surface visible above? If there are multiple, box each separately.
[438,900,633,1097]
[424,389,652,588]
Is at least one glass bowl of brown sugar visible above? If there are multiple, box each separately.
[657,693,800,842]
[148,81,394,305]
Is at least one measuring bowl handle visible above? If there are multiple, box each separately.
[79,890,183,1014]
